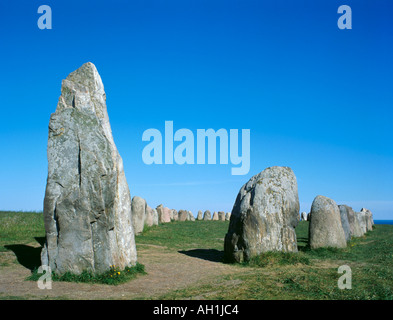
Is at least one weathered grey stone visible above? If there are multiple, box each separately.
[203,210,211,221]
[356,211,367,234]
[309,196,347,249]
[341,205,363,237]
[188,211,195,221]
[152,208,159,226]
[131,196,146,234]
[172,209,179,221]
[361,208,374,231]
[212,212,219,221]
[225,212,231,221]
[145,205,156,227]
[197,210,203,220]
[157,204,171,223]
[218,211,226,221]
[41,62,137,275]
[338,205,351,242]
[301,212,307,221]
[178,210,188,221]
[224,166,300,263]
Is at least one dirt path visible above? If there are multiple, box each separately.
[0,243,241,300]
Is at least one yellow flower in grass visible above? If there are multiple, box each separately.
[117,272,121,275]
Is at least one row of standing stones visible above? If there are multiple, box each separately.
[41,62,374,275]
[132,198,231,234]
[223,166,374,263]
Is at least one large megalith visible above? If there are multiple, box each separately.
[224,166,300,263]
[309,196,347,249]
[41,62,137,275]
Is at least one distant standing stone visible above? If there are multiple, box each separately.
[203,210,211,221]
[224,166,300,263]
[157,204,171,223]
[340,205,363,237]
[188,211,195,221]
[172,209,179,221]
[309,196,347,249]
[301,212,308,221]
[131,196,147,235]
[145,205,157,227]
[225,212,231,221]
[197,210,203,220]
[212,212,219,221]
[218,211,226,221]
[178,210,188,222]
[338,205,352,242]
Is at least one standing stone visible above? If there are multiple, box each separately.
[361,208,373,231]
[172,209,179,221]
[224,166,300,263]
[309,196,347,249]
[197,210,203,220]
[218,211,226,221]
[157,204,171,223]
[356,211,367,234]
[203,210,211,221]
[131,196,147,235]
[188,211,195,221]
[338,205,352,242]
[178,210,188,221]
[225,212,231,221]
[152,208,159,226]
[212,212,219,221]
[341,205,363,237]
[145,205,155,227]
[301,212,308,221]
[41,62,137,275]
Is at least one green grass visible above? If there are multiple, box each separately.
[157,221,393,300]
[137,220,229,251]
[0,211,45,251]
[27,263,146,285]
[1,211,393,299]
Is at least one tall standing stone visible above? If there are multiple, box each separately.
[309,196,347,249]
[41,62,137,275]
[212,212,219,221]
[197,210,203,220]
[178,210,188,222]
[225,212,231,221]
[301,212,308,221]
[224,166,300,263]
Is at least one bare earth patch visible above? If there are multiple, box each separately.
[0,242,240,300]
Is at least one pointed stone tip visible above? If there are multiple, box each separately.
[65,62,104,93]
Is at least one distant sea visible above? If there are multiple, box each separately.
[374,220,393,225]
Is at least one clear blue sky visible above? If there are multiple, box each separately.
[1,0,392,219]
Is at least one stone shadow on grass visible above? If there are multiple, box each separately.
[4,237,45,271]
[178,249,224,263]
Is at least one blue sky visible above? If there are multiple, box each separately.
[0,0,392,219]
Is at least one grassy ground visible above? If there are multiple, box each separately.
[1,211,392,299]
